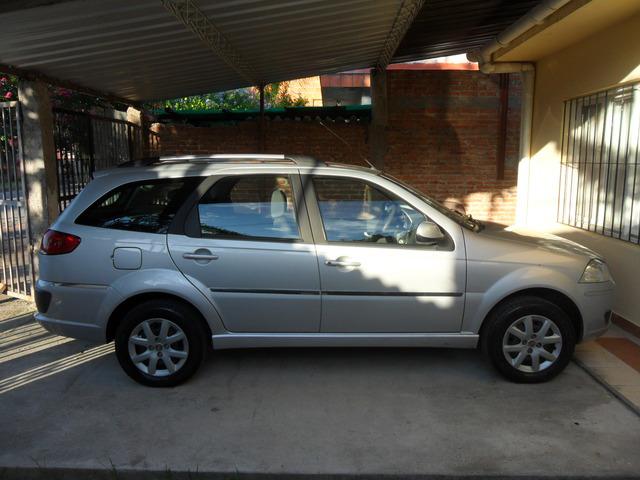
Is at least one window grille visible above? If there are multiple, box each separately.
[558,82,640,244]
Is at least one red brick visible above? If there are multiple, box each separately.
[150,70,521,224]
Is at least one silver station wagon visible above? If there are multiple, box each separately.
[35,154,614,387]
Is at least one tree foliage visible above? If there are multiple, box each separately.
[159,81,307,111]
[1,74,307,112]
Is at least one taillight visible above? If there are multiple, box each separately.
[40,229,81,255]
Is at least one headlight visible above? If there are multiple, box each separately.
[579,258,611,283]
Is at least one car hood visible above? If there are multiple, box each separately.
[464,222,600,265]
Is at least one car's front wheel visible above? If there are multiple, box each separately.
[115,299,207,387]
[482,295,576,383]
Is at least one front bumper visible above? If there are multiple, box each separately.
[578,280,615,342]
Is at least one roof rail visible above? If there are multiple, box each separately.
[159,154,285,161]
[118,154,325,168]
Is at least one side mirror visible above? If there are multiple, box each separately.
[416,220,445,245]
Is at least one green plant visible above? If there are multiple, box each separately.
[1,72,307,114]
[0,74,17,101]
[158,81,307,111]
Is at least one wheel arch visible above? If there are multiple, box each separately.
[478,287,583,343]
[106,292,213,344]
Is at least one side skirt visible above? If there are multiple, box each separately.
[211,333,479,350]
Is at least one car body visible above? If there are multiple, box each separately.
[35,154,614,386]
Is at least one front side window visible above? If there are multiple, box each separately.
[198,174,300,241]
[312,176,433,246]
[76,178,200,233]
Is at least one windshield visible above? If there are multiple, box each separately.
[380,173,483,232]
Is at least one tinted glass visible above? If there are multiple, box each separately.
[76,178,200,233]
[198,175,300,240]
[313,176,428,245]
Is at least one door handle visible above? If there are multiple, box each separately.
[183,252,219,261]
[325,259,361,268]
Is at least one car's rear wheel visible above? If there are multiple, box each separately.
[482,295,576,383]
[115,299,207,387]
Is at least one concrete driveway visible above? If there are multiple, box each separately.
[1,316,640,479]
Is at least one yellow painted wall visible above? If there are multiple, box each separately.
[523,11,640,324]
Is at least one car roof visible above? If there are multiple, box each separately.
[94,154,378,180]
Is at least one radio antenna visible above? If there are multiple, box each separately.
[317,119,377,170]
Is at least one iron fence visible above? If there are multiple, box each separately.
[558,82,640,244]
[0,101,34,299]
[53,108,154,210]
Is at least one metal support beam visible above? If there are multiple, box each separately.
[375,0,425,70]
[1,1,79,14]
[1,63,138,107]
[161,0,258,85]
[370,69,388,170]
[496,73,509,180]
[258,84,265,153]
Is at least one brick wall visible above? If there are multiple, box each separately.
[151,121,369,166]
[150,70,521,224]
[384,70,521,224]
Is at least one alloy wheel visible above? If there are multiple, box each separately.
[127,318,189,377]
[502,315,563,373]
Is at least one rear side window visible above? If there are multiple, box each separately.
[76,178,201,233]
[198,174,300,241]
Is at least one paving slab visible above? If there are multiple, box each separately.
[1,320,640,478]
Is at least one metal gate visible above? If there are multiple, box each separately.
[0,101,34,299]
[53,108,152,210]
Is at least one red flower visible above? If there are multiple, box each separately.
[58,88,72,98]
[4,91,13,99]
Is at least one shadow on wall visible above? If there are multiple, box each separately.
[148,70,522,225]
[383,70,521,225]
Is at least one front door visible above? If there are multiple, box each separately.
[305,174,466,333]
[168,172,321,332]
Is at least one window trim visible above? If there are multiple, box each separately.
[302,173,454,251]
[171,172,314,244]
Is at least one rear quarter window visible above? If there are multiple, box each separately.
[75,178,201,233]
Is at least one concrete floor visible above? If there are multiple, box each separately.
[1,318,640,478]
[0,294,35,321]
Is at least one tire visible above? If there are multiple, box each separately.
[115,299,207,387]
[481,295,576,383]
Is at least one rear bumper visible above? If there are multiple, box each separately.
[579,281,614,342]
[35,313,104,343]
[34,279,119,343]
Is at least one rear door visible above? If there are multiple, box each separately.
[303,173,466,333]
[168,170,321,332]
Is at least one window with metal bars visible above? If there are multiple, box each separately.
[558,83,640,244]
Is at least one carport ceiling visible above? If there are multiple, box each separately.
[0,0,539,102]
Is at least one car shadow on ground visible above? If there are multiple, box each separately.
[1,319,640,477]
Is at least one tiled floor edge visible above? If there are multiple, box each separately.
[612,312,640,338]
[572,357,640,418]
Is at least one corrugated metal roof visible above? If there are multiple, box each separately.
[0,0,539,102]
[394,0,540,62]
